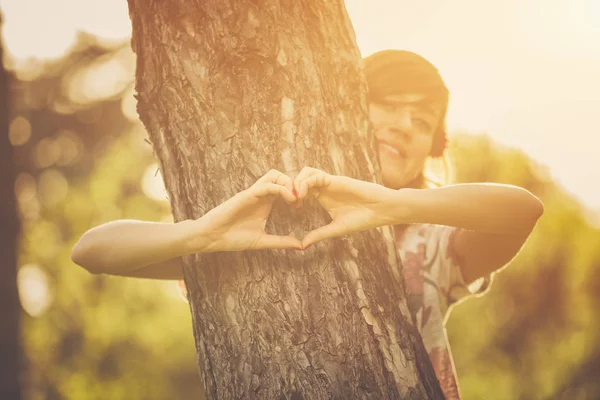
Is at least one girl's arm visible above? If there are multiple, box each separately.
[71,169,302,279]
[293,167,543,282]
[391,184,544,282]
[71,219,195,279]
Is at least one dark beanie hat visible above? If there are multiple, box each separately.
[363,49,449,100]
[363,49,449,157]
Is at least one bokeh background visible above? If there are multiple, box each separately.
[2,0,599,399]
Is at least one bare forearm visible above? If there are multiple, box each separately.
[71,219,196,275]
[391,183,544,234]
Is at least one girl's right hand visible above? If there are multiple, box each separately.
[185,169,303,253]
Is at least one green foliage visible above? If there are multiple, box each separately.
[20,132,202,400]
[12,39,203,399]
[446,133,600,400]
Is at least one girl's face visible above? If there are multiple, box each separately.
[369,93,442,189]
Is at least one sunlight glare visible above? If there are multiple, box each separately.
[55,130,84,167]
[8,116,32,146]
[38,169,69,207]
[67,52,132,104]
[142,163,169,202]
[121,86,139,122]
[1,0,77,60]
[17,264,53,317]
[1,0,131,61]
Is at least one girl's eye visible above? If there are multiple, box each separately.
[414,119,432,132]
[373,100,398,113]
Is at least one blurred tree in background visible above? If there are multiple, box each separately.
[9,34,202,400]
[0,11,22,400]
[6,33,600,400]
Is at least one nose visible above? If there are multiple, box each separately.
[387,109,413,142]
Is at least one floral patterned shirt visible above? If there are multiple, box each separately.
[396,223,489,400]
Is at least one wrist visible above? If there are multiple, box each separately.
[384,188,420,225]
[177,218,215,254]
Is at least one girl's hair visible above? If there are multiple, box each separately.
[363,49,451,185]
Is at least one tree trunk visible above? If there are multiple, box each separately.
[0,12,22,400]
[127,1,443,398]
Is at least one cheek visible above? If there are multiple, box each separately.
[410,136,434,159]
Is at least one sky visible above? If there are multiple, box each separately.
[1,0,599,211]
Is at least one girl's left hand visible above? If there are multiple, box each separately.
[293,167,401,249]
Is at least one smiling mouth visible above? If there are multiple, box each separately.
[377,140,405,159]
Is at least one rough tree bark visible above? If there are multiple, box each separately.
[0,12,22,400]
[127,1,443,399]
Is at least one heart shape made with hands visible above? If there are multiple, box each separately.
[264,189,328,251]
[249,167,394,251]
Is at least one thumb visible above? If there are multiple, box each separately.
[301,222,347,249]
[256,234,303,250]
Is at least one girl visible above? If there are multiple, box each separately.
[290,50,543,398]
[72,50,543,399]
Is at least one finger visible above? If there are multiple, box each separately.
[255,169,281,184]
[293,167,320,194]
[256,169,296,198]
[293,167,319,208]
[295,166,320,183]
[301,222,347,248]
[255,169,284,185]
[274,173,295,195]
[256,234,303,250]
[299,173,330,200]
[253,182,297,203]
